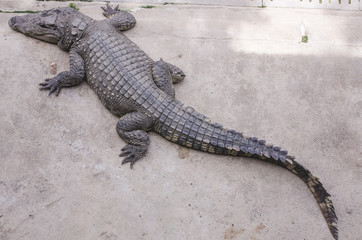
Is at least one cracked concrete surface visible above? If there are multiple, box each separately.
[0,1,361,240]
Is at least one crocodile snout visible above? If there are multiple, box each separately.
[8,16,25,30]
[8,16,17,28]
[8,16,26,30]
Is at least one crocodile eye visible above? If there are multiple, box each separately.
[41,10,50,17]
[39,22,57,30]
[39,22,51,29]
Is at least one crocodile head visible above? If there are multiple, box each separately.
[9,8,91,50]
[8,9,64,43]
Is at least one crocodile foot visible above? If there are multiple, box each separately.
[101,3,119,18]
[119,144,147,169]
[39,76,62,96]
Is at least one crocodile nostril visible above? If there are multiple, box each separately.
[8,17,17,27]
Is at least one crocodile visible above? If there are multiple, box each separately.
[8,4,338,239]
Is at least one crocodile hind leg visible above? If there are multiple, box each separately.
[116,112,154,168]
[152,59,186,98]
[167,62,186,84]
[101,3,136,31]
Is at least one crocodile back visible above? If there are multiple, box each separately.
[77,23,162,117]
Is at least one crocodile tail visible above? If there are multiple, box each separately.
[280,156,338,239]
[236,141,338,239]
[154,103,337,239]
[236,138,338,240]
[229,135,338,239]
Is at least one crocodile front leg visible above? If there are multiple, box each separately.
[116,112,154,168]
[101,3,136,31]
[39,49,84,96]
[152,59,186,98]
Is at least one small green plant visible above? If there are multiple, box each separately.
[140,5,156,9]
[301,35,308,43]
[69,3,79,10]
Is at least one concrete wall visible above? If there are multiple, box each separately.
[109,0,362,10]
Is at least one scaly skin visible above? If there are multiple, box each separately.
[8,4,337,239]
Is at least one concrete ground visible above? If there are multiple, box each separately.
[0,1,361,240]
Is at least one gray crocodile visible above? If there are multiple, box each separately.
[8,4,338,239]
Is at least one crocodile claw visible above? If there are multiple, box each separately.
[119,144,146,169]
[39,77,62,96]
[101,3,119,18]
